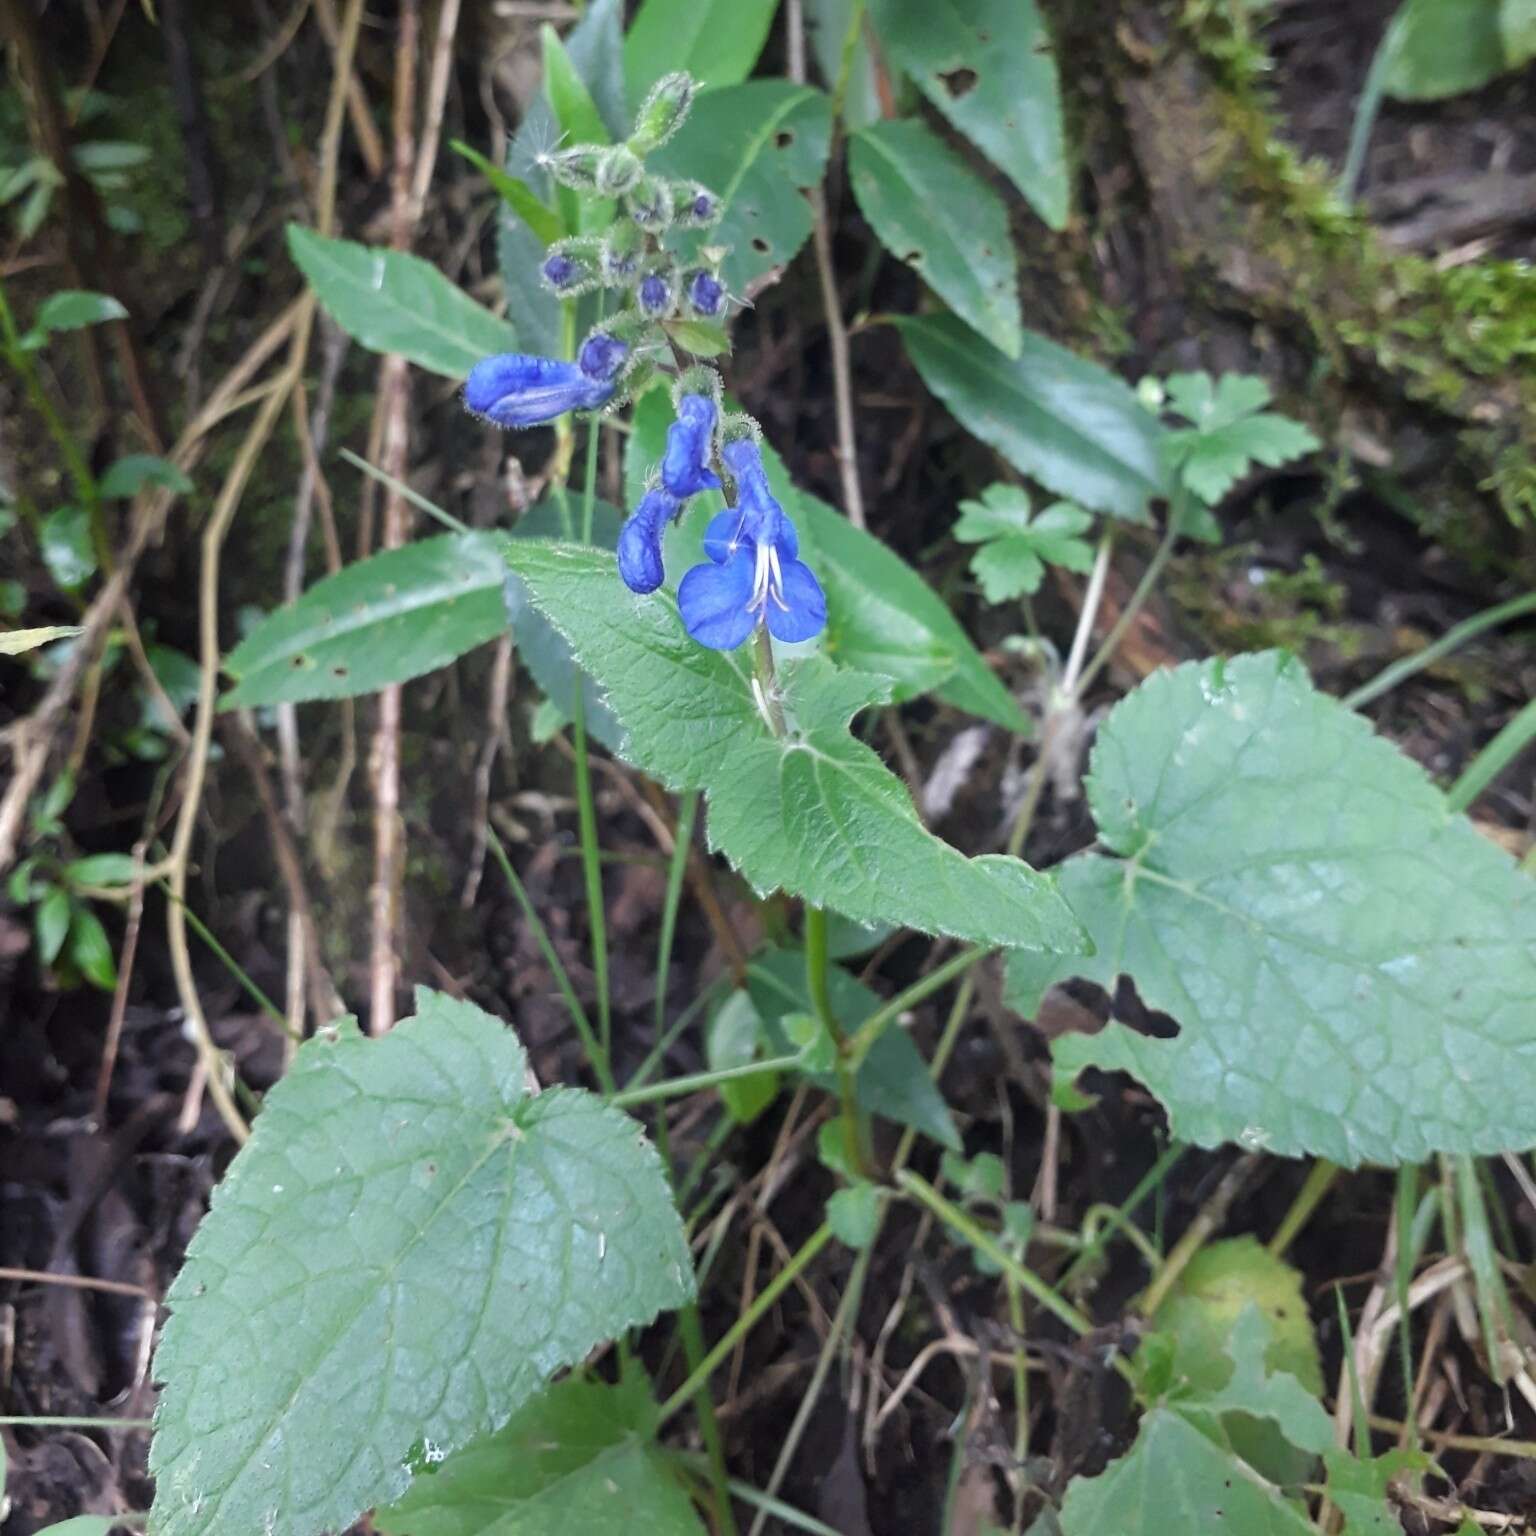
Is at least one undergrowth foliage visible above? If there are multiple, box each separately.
[5,3,1535,1534]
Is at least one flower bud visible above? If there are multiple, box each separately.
[541,144,606,190]
[671,180,722,229]
[626,175,674,232]
[595,145,643,197]
[627,72,695,156]
[601,222,643,287]
[637,264,677,318]
[538,236,603,297]
[685,268,725,319]
[673,365,724,412]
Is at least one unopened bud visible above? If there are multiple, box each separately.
[628,71,695,156]
[637,264,677,318]
[601,223,643,287]
[538,236,603,296]
[685,268,725,318]
[626,175,674,232]
[671,180,722,229]
[542,144,605,190]
[595,145,643,197]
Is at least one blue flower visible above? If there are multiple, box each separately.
[686,269,724,318]
[464,336,629,428]
[661,393,723,498]
[617,488,677,594]
[676,438,826,650]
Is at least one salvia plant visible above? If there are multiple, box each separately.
[9,3,1534,1535]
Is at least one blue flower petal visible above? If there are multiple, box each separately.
[678,549,756,650]
[765,558,827,643]
[701,508,745,564]
[617,489,677,594]
[662,394,723,498]
[464,353,614,427]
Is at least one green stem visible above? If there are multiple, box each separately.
[656,1222,836,1427]
[1343,592,1536,711]
[570,416,612,1077]
[487,828,612,1094]
[0,278,107,570]
[1073,512,1182,699]
[612,1053,805,1109]
[805,904,865,1176]
[847,944,989,1065]
[0,1415,151,1429]
[1006,1274,1031,1534]
[1266,1158,1339,1258]
[896,1170,1118,1366]
[752,625,787,736]
[655,790,699,1041]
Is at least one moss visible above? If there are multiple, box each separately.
[1171,543,1365,658]
[1167,2,1536,532]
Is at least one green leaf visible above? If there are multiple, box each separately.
[41,504,97,589]
[797,492,1031,731]
[1384,0,1507,99]
[827,1184,883,1248]
[1058,1404,1314,1535]
[287,225,517,379]
[449,141,563,247]
[746,948,961,1150]
[1503,0,1536,65]
[34,289,127,334]
[67,905,118,991]
[65,853,141,886]
[806,0,885,130]
[0,624,83,655]
[650,83,833,297]
[850,118,1022,358]
[505,540,1082,952]
[98,453,194,499]
[1185,1307,1333,1457]
[28,1520,138,1536]
[706,988,781,1125]
[504,500,625,753]
[866,0,1068,230]
[73,140,150,172]
[377,1373,704,1536]
[1007,652,1536,1166]
[1063,1307,1328,1536]
[663,319,730,357]
[624,0,779,100]
[1154,1238,1323,1399]
[542,26,611,150]
[1323,1447,1431,1535]
[36,885,70,966]
[1162,372,1319,506]
[149,990,694,1536]
[955,486,1095,604]
[897,315,1167,523]
[223,533,511,708]
[942,1149,1006,1201]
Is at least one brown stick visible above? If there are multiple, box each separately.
[367,0,421,1036]
[786,0,865,529]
